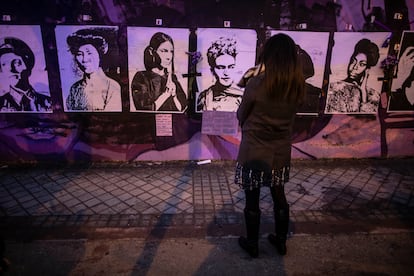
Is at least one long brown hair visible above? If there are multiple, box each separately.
[260,33,305,103]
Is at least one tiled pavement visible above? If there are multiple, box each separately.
[1,158,414,236]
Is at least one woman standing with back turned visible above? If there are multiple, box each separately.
[235,33,305,257]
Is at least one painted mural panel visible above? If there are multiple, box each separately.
[0,23,410,163]
[55,25,122,112]
[0,25,51,113]
[270,30,329,115]
[325,32,390,115]
[195,28,257,113]
[293,32,390,159]
[325,32,390,114]
[388,31,414,112]
[128,27,189,113]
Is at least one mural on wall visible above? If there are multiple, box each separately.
[0,27,412,163]
[195,28,257,112]
[55,25,122,112]
[325,32,391,114]
[0,25,51,113]
[286,32,390,159]
[270,30,329,115]
[388,30,414,112]
[128,27,189,113]
[0,0,413,165]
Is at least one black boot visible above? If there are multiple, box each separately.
[268,206,289,255]
[239,209,261,258]
[0,236,10,273]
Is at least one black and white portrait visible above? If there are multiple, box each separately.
[271,30,329,115]
[196,28,257,112]
[55,25,121,112]
[128,27,189,113]
[325,32,390,114]
[388,31,414,112]
[0,25,51,113]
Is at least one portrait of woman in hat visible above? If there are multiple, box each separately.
[0,37,51,112]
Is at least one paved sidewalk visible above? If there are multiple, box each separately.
[1,158,414,238]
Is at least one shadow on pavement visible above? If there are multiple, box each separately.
[131,162,195,275]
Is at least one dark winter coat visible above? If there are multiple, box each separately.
[235,73,299,189]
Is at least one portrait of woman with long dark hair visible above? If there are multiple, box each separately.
[128,28,188,113]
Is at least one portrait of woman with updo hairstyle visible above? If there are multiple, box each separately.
[195,28,257,113]
[196,36,244,112]
[64,27,121,112]
[325,35,383,114]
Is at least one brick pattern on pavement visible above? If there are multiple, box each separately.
[1,159,414,229]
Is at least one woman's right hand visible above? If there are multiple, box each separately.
[165,70,176,98]
[393,46,414,90]
[360,69,369,103]
[154,69,181,111]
